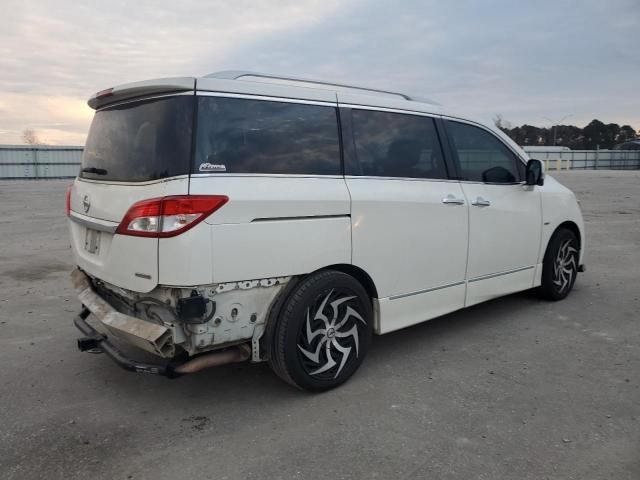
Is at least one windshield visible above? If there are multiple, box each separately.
[81,95,194,182]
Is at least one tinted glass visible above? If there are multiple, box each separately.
[82,96,193,182]
[195,97,340,175]
[347,109,447,179]
[447,121,523,183]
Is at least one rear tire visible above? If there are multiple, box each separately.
[539,228,579,301]
[268,270,373,392]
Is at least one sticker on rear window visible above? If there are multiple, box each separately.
[199,162,227,172]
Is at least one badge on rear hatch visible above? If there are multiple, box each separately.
[199,162,226,172]
[82,194,91,213]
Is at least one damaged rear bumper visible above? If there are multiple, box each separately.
[74,308,178,376]
[71,268,174,357]
[71,268,251,377]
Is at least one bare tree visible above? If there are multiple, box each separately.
[493,114,512,131]
[22,128,43,145]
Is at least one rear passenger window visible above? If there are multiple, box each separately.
[347,109,447,179]
[447,121,524,183]
[195,97,340,175]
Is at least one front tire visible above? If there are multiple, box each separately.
[268,270,373,392]
[540,228,579,301]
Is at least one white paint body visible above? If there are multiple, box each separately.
[69,73,585,359]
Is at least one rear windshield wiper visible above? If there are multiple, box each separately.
[81,167,108,175]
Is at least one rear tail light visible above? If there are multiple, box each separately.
[65,184,73,217]
[116,195,228,238]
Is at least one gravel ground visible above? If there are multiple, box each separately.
[0,170,638,479]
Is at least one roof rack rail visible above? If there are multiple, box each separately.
[203,70,438,105]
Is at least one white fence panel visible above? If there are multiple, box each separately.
[0,145,82,178]
[0,145,638,178]
[522,148,640,171]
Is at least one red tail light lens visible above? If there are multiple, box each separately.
[65,184,73,217]
[116,195,228,238]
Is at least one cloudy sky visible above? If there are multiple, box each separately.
[1,0,638,145]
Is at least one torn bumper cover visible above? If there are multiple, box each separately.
[71,268,174,357]
[74,308,177,376]
[71,269,250,377]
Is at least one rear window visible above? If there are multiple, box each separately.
[195,96,340,175]
[81,96,193,182]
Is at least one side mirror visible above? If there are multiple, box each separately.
[525,159,544,186]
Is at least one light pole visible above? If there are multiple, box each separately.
[543,115,571,146]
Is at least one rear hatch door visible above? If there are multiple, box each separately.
[69,92,194,292]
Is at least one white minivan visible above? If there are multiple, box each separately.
[68,71,585,391]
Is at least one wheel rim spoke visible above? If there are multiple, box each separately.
[552,238,577,293]
[298,336,328,364]
[297,290,364,379]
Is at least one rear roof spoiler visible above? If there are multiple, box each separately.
[87,77,196,110]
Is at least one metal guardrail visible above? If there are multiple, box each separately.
[1,145,638,179]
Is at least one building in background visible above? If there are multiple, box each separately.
[613,138,640,150]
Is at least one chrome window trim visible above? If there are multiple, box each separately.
[69,211,119,233]
[76,174,189,186]
[191,173,344,179]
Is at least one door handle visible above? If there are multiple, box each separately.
[442,195,465,205]
[471,197,491,207]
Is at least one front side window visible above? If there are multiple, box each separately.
[195,97,340,175]
[347,109,448,179]
[447,121,524,183]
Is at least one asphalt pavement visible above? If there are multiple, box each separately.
[0,170,638,479]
